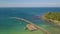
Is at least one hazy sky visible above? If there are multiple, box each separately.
[0,0,60,7]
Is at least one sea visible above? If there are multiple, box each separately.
[0,7,60,34]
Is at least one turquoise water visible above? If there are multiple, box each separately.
[0,7,60,34]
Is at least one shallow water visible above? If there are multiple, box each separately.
[0,7,60,34]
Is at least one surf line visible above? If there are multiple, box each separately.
[10,17,50,34]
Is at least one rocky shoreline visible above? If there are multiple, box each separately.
[42,15,60,26]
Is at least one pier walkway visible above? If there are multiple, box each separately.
[10,17,50,34]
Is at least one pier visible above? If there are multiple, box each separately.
[10,17,50,34]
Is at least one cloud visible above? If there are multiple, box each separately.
[0,3,60,7]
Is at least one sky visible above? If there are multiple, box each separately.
[0,0,60,7]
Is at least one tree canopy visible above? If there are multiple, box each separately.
[44,12,60,21]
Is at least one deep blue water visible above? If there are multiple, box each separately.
[0,7,60,34]
[0,7,60,24]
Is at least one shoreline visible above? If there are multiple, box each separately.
[42,15,60,26]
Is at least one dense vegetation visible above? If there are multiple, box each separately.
[44,12,60,21]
